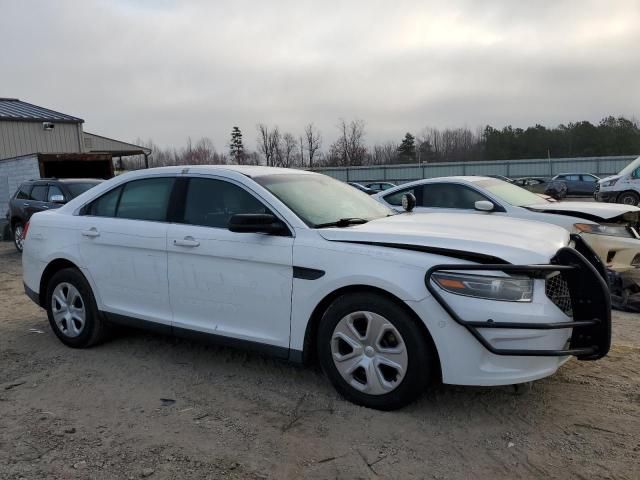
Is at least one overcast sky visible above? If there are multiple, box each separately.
[1,0,639,151]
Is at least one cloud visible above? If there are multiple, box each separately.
[1,0,638,151]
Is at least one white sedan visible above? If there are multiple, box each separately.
[22,166,610,410]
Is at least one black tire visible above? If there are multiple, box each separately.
[12,221,24,253]
[45,268,107,348]
[317,292,433,410]
[617,191,639,206]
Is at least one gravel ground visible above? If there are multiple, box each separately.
[0,242,638,479]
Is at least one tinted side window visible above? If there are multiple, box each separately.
[421,184,487,209]
[565,175,580,181]
[48,185,64,202]
[183,178,268,228]
[581,175,597,183]
[30,185,48,202]
[117,178,175,221]
[85,187,122,217]
[384,187,420,206]
[15,184,32,199]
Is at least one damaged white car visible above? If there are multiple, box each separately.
[23,167,610,410]
[375,176,640,307]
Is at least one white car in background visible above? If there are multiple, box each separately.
[374,176,640,305]
[596,155,640,206]
[22,167,610,410]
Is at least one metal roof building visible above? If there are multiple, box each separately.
[0,98,151,231]
[0,97,83,123]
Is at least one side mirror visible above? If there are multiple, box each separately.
[228,213,288,235]
[402,193,416,212]
[50,195,66,204]
[474,200,495,212]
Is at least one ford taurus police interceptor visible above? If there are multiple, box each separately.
[22,166,610,410]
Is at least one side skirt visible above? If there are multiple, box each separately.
[101,311,303,364]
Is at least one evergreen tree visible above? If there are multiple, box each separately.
[230,126,244,163]
[397,132,416,161]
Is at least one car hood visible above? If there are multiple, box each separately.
[317,213,569,265]
[598,174,620,184]
[524,201,640,220]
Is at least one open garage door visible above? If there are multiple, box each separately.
[38,153,114,179]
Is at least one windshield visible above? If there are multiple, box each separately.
[617,156,640,177]
[474,179,547,207]
[66,182,102,198]
[254,173,392,227]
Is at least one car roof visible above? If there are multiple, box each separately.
[555,172,595,176]
[124,165,316,178]
[57,178,104,183]
[23,178,103,184]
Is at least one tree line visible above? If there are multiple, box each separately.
[121,115,640,170]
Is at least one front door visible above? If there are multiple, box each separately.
[167,176,294,350]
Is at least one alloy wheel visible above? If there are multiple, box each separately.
[51,283,86,338]
[14,224,24,251]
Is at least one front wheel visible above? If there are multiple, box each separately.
[46,268,107,348]
[617,191,639,206]
[317,292,433,410]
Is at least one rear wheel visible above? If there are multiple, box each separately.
[12,222,24,252]
[317,292,432,410]
[617,191,639,206]
[46,268,107,348]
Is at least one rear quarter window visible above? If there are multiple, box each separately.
[15,184,32,200]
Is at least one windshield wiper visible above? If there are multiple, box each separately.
[314,217,370,228]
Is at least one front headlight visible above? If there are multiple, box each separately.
[601,178,619,187]
[575,223,635,238]
[432,272,533,302]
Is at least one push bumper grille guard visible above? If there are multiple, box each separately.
[425,244,611,360]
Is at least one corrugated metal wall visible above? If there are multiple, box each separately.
[311,155,639,183]
[83,132,146,153]
[0,121,84,160]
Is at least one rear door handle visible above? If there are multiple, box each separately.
[173,236,200,247]
[81,228,100,238]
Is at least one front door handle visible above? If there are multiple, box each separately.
[81,228,100,238]
[173,236,200,247]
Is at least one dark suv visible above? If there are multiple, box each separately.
[6,178,102,252]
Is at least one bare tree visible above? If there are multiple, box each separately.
[257,124,272,166]
[299,135,305,167]
[304,123,322,168]
[280,133,297,168]
[328,119,367,166]
[370,142,399,165]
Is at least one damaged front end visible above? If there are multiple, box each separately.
[425,236,611,360]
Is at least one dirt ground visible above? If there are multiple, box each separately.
[0,242,638,480]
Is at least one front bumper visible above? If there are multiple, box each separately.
[595,191,617,202]
[424,241,611,361]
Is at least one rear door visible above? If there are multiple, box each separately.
[24,183,50,220]
[77,176,176,325]
[166,176,294,350]
[560,175,581,195]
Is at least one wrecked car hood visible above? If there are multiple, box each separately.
[317,212,570,265]
[525,202,640,221]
